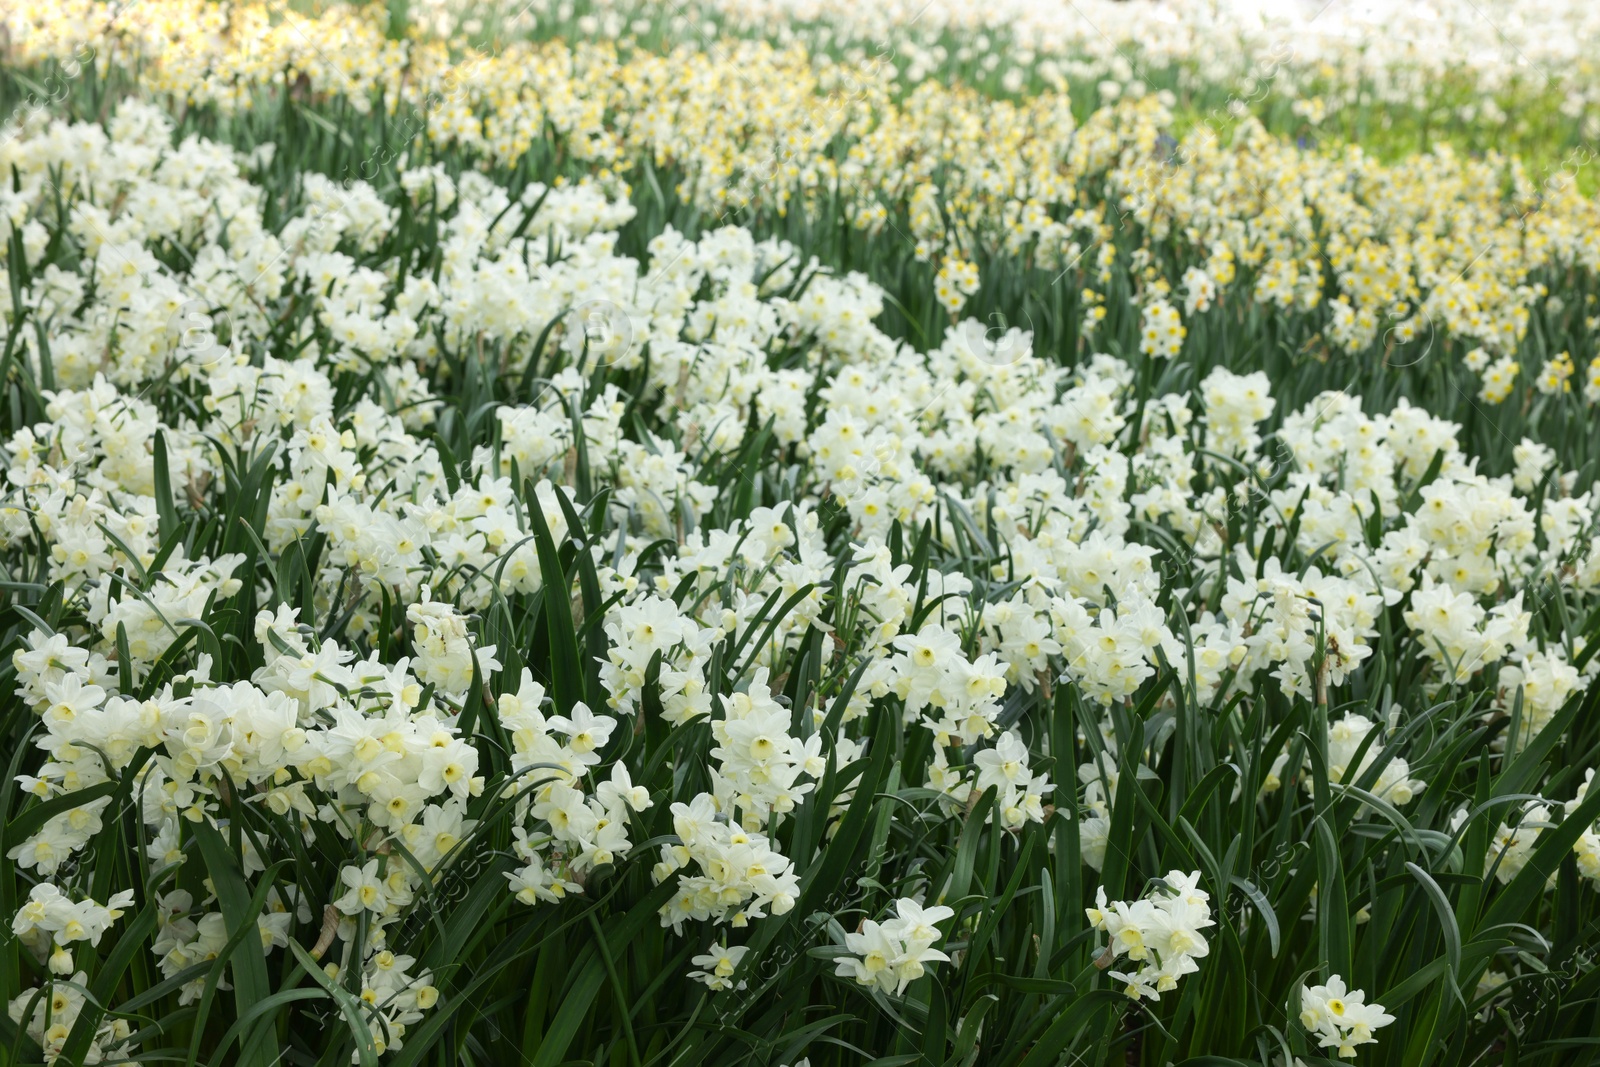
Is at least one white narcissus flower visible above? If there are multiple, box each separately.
[1087,871,1215,1000]
[835,898,955,995]
[688,944,749,991]
[1300,975,1395,1058]
[334,859,389,916]
[1139,298,1186,360]
[1200,366,1272,457]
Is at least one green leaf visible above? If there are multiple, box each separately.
[191,821,278,1067]
[153,429,180,543]
[527,486,582,715]
[1405,861,1463,998]
[288,940,381,1067]
[1312,816,1351,979]
[1230,875,1281,958]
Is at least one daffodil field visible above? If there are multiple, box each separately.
[4,0,1600,1063]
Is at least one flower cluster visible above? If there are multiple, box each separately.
[11,886,135,976]
[1300,976,1395,1059]
[0,4,1598,1062]
[834,898,955,995]
[8,0,1600,402]
[1086,871,1215,1001]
